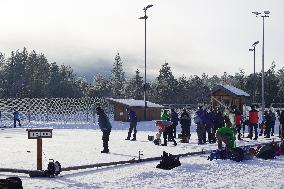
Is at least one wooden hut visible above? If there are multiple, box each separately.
[211,84,250,111]
[107,98,164,121]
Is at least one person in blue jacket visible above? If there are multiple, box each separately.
[96,106,112,153]
[13,109,21,128]
[195,106,206,144]
[126,108,138,141]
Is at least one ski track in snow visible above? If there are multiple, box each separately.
[0,120,283,189]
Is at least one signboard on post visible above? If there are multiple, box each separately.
[26,128,53,170]
[27,129,52,139]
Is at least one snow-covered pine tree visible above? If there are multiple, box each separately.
[76,77,90,97]
[232,69,246,90]
[110,53,126,98]
[124,69,143,99]
[27,51,50,97]
[277,66,284,102]
[220,71,235,86]
[89,74,110,97]
[5,48,28,98]
[176,75,190,104]
[153,62,178,104]
[0,53,5,97]
[265,61,280,105]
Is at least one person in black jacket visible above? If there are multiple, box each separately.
[179,109,191,141]
[263,110,273,138]
[269,110,276,136]
[212,109,225,143]
[205,109,214,143]
[170,109,179,139]
[13,109,21,128]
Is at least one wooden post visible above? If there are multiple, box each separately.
[37,138,42,170]
[27,128,52,170]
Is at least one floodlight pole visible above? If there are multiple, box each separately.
[253,46,256,104]
[139,5,153,121]
[252,11,269,117]
[261,15,269,117]
[249,41,259,104]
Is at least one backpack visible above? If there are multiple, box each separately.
[256,145,276,160]
[0,177,23,189]
[156,151,181,170]
[153,138,161,145]
[47,159,62,177]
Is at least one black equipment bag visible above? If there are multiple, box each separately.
[256,145,276,160]
[0,177,23,189]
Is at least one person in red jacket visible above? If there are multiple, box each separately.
[235,109,243,140]
[248,105,259,140]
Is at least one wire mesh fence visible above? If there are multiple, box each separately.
[0,97,113,126]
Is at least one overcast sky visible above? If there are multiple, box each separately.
[0,0,283,81]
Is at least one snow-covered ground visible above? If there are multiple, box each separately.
[0,121,283,189]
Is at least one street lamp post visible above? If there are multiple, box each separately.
[252,11,270,117]
[249,41,259,104]
[139,4,153,121]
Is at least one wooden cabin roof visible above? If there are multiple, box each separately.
[107,98,164,108]
[212,84,250,97]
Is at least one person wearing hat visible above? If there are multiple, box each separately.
[96,106,112,153]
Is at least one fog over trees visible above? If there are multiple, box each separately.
[0,48,283,106]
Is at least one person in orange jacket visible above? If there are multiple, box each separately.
[248,105,259,140]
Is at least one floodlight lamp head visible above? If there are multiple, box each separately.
[253,41,259,46]
[146,5,153,9]
[252,11,261,17]
[249,49,254,51]
[264,11,270,15]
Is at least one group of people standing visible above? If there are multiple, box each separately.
[95,105,284,153]
[194,106,229,145]
[259,108,284,139]
[195,105,284,143]
[159,109,193,146]
[240,105,284,141]
[193,105,284,150]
